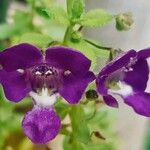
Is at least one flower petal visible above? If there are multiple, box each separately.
[45,46,91,75]
[96,75,108,95]
[103,95,119,108]
[124,92,150,117]
[22,107,61,144]
[59,71,95,104]
[138,47,150,59]
[100,50,136,76]
[124,59,149,91]
[0,43,43,71]
[0,70,31,102]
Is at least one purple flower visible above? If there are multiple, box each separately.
[96,48,150,117]
[0,43,95,143]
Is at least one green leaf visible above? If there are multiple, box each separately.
[55,100,70,120]
[83,101,96,120]
[82,142,116,150]
[63,136,85,150]
[70,105,90,143]
[80,9,114,27]
[20,33,53,48]
[35,7,50,18]
[44,6,70,25]
[69,0,85,20]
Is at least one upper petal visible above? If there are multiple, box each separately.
[124,92,150,117]
[45,46,91,75]
[96,75,108,95]
[0,70,31,102]
[123,59,149,91]
[0,43,43,71]
[99,50,136,76]
[59,71,95,104]
[138,47,150,59]
[22,107,61,144]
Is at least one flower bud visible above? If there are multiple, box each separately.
[116,12,134,31]
[86,89,98,100]
[71,31,82,42]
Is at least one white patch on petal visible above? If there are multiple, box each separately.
[17,69,24,73]
[35,71,42,75]
[108,81,133,97]
[29,88,59,107]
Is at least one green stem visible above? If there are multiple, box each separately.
[63,25,74,45]
[84,39,116,51]
[66,0,72,15]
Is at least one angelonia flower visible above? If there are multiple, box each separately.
[96,48,150,117]
[0,43,95,144]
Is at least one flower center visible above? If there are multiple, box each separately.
[26,64,63,91]
[32,65,57,76]
[29,88,59,107]
[108,81,133,97]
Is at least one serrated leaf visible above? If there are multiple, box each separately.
[80,9,114,27]
[20,33,53,48]
[70,105,90,143]
[44,7,70,25]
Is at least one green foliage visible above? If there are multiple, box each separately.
[80,9,114,27]
[116,12,134,31]
[144,122,150,150]
[55,100,71,120]
[0,24,20,40]
[71,0,85,19]
[43,6,70,25]
[70,105,91,143]
[0,11,34,40]
[83,101,96,120]
[63,103,117,150]
[20,33,53,48]
[67,0,85,21]
[63,136,85,150]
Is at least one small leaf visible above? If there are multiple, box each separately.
[83,101,96,120]
[55,100,70,120]
[80,9,114,27]
[20,33,53,48]
[70,105,90,143]
[44,6,70,25]
[35,7,49,18]
[71,0,85,19]
[63,136,85,150]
